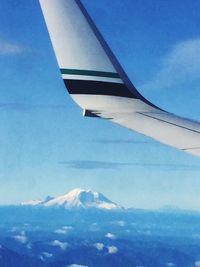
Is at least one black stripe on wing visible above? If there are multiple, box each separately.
[63,79,137,98]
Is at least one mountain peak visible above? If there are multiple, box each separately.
[21,188,122,210]
[44,188,121,210]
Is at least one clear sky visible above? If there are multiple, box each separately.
[1,0,200,210]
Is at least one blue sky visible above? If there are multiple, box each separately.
[1,0,200,209]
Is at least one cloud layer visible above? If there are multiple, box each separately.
[142,38,200,90]
[50,240,68,250]
[91,139,150,145]
[59,160,200,171]
[59,160,132,170]
[0,102,67,111]
[107,246,118,254]
[0,39,24,55]
[13,231,27,244]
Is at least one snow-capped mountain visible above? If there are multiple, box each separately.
[21,188,122,210]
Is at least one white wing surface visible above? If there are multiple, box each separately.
[39,0,200,156]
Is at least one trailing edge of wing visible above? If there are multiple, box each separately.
[39,0,200,156]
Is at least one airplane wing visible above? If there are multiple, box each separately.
[39,0,200,157]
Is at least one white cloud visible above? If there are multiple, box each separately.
[94,243,104,251]
[0,39,24,55]
[13,232,27,244]
[195,261,200,267]
[13,234,27,244]
[42,252,53,258]
[111,220,126,227]
[141,38,200,90]
[95,236,119,254]
[62,226,73,230]
[54,229,68,234]
[49,240,68,251]
[55,226,73,234]
[67,265,88,267]
[105,233,116,239]
[107,246,118,254]
[40,252,53,262]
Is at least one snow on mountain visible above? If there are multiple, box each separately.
[21,195,54,206]
[21,199,43,206]
[21,188,122,210]
[44,188,121,210]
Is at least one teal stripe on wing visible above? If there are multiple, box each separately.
[60,68,120,78]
